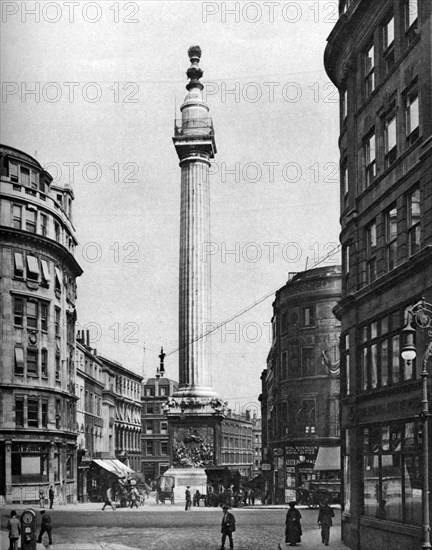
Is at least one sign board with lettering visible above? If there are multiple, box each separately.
[261,463,271,471]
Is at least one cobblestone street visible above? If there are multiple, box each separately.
[1,502,349,550]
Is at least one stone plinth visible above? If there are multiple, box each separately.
[161,467,208,502]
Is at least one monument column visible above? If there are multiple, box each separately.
[164,46,226,499]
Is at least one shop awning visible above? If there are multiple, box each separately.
[313,446,341,471]
[92,459,135,479]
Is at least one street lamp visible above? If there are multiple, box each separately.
[401,298,432,550]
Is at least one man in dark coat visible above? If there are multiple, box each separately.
[285,501,302,546]
[37,510,53,546]
[185,486,192,510]
[7,510,20,550]
[318,500,335,545]
[48,485,55,509]
[219,504,235,549]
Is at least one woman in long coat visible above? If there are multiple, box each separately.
[285,501,302,546]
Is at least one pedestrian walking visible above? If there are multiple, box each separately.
[130,487,139,508]
[219,504,236,550]
[49,485,55,509]
[185,486,192,510]
[102,486,116,511]
[37,510,53,546]
[193,489,201,506]
[285,501,302,546]
[7,510,20,550]
[39,485,45,508]
[249,489,255,506]
[318,500,335,546]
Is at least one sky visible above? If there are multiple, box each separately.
[1,0,341,414]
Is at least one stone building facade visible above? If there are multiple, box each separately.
[97,355,142,473]
[220,410,254,479]
[325,1,432,549]
[261,266,342,504]
[141,374,178,482]
[75,337,104,502]
[0,144,82,504]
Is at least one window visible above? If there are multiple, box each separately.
[27,300,38,329]
[146,441,154,456]
[146,421,154,434]
[341,159,348,198]
[303,306,315,327]
[15,398,24,426]
[41,260,51,286]
[28,398,39,426]
[159,386,167,396]
[40,214,48,236]
[299,399,316,435]
[15,347,25,375]
[55,354,61,381]
[41,349,48,377]
[55,307,61,337]
[364,131,376,186]
[55,267,62,293]
[30,170,38,189]
[54,222,61,243]
[27,349,38,376]
[343,334,350,395]
[384,112,397,166]
[39,176,46,194]
[14,252,24,278]
[362,421,421,526]
[25,207,36,233]
[146,403,154,414]
[145,387,155,397]
[344,244,350,276]
[405,89,419,143]
[385,206,398,270]
[160,421,168,435]
[302,347,315,377]
[405,0,418,42]
[365,221,377,283]
[56,399,61,428]
[9,160,19,182]
[20,167,30,186]
[161,441,168,455]
[382,15,395,73]
[364,42,375,97]
[391,334,400,384]
[26,255,40,282]
[12,205,22,229]
[14,297,24,326]
[42,402,48,427]
[407,186,421,256]
[341,89,347,123]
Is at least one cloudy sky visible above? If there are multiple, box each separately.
[1,0,341,412]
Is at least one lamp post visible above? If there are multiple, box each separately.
[401,298,432,550]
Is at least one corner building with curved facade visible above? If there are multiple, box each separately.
[0,145,83,504]
[325,1,432,549]
[261,266,342,505]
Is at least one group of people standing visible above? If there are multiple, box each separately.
[285,500,335,546]
[7,509,53,548]
[38,485,56,509]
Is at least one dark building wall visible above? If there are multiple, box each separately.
[325,2,432,549]
[262,266,342,504]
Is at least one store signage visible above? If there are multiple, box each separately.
[261,463,271,471]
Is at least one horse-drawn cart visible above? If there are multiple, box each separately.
[156,475,175,504]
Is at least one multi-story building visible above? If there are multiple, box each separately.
[220,410,254,479]
[0,144,83,504]
[141,363,178,482]
[75,335,104,502]
[261,266,342,504]
[97,355,143,473]
[325,1,432,549]
[251,415,262,476]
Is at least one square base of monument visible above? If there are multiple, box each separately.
[162,467,208,503]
